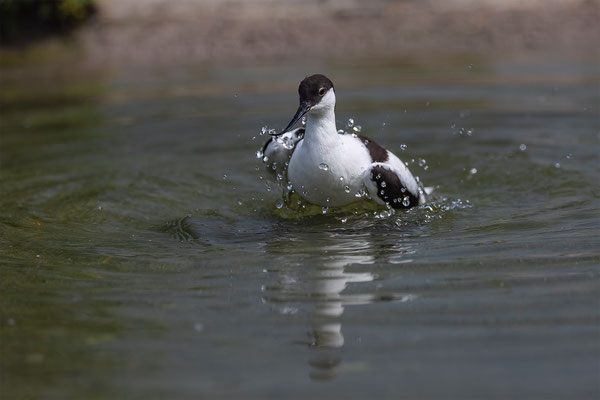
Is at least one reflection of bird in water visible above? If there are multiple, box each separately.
[262,234,418,381]
[307,264,374,381]
[309,265,375,349]
[262,74,429,209]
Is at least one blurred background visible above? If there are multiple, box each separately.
[1,1,599,399]
[1,0,598,69]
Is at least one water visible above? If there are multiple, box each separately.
[1,58,599,399]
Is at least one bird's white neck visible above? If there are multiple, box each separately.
[305,107,338,147]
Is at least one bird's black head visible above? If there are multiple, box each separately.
[298,74,335,107]
[273,74,335,136]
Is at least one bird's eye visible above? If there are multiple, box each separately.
[318,87,326,96]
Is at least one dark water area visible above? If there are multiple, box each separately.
[1,57,599,399]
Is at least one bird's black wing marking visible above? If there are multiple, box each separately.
[356,135,389,162]
[370,165,419,209]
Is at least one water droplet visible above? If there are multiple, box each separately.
[341,217,348,224]
[337,129,345,134]
[237,200,243,206]
[347,118,354,128]
[566,153,572,159]
[262,156,269,163]
[402,197,410,206]
[261,127,270,135]
[400,144,407,150]
[375,173,381,179]
[381,181,387,188]
[554,162,561,168]
[339,176,344,182]
[380,190,385,195]
[276,201,284,209]
[470,168,477,174]
[301,116,307,126]
[364,139,369,145]
[354,188,366,198]
[467,64,473,70]
[286,183,293,191]
[353,125,361,132]
[256,150,264,159]
[222,174,228,180]
[321,206,329,214]
[344,185,351,193]
[519,144,527,151]
[401,187,406,193]
[318,163,329,171]
[418,158,426,167]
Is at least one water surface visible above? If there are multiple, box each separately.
[1,57,599,399]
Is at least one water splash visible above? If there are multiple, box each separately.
[261,126,276,136]
[277,135,295,150]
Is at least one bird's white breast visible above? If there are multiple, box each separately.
[288,134,372,206]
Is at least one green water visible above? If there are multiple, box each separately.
[1,58,599,399]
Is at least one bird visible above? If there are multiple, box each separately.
[261,74,427,209]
